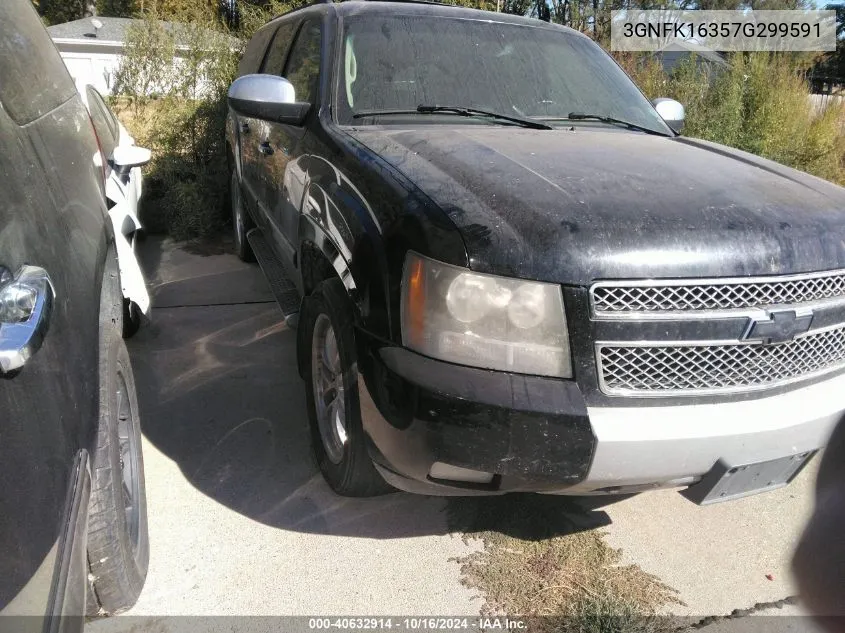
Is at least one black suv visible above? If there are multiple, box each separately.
[227,0,845,503]
[0,1,148,629]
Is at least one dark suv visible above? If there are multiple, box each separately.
[227,0,845,503]
[0,1,148,629]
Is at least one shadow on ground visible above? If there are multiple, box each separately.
[130,235,618,541]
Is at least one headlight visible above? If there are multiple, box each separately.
[400,252,572,378]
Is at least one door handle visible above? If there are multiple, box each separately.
[240,122,250,135]
[258,142,274,156]
[0,266,54,374]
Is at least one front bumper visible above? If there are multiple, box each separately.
[358,341,842,498]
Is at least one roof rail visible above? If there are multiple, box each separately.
[339,0,452,5]
[262,0,333,26]
[262,0,462,27]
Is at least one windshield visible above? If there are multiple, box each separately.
[337,14,671,135]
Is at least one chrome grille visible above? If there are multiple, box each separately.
[592,270,845,315]
[598,325,845,396]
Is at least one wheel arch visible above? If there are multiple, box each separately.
[297,221,350,380]
[299,215,356,296]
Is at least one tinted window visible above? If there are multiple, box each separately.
[0,0,76,125]
[87,87,119,140]
[338,16,671,135]
[261,22,298,77]
[283,20,323,104]
[85,87,118,157]
[238,22,277,77]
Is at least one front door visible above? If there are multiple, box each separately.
[257,18,322,272]
[269,19,323,256]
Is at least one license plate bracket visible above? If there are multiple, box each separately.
[682,451,816,505]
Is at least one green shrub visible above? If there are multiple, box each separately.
[625,52,845,185]
[111,13,240,240]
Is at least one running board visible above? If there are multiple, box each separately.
[247,228,300,328]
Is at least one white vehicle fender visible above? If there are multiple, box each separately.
[108,201,150,316]
[105,174,142,233]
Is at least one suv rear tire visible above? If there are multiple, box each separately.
[303,278,392,497]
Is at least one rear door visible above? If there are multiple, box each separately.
[0,0,107,626]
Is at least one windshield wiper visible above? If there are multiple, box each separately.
[543,112,672,137]
[352,105,553,130]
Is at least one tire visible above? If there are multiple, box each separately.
[303,278,392,496]
[87,315,149,615]
[231,169,255,263]
[122,299,142,339]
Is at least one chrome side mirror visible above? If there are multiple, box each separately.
[111,145,151,172]
[652,98,685,133]
[228,74,311,126]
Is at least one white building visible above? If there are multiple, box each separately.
[48,17,237,96]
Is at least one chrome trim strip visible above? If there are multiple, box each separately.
[590,269,845,320]
[595,320,845,397]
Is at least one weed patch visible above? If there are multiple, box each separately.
[448,495,683,631]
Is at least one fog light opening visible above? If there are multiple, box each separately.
[429,462,495,485]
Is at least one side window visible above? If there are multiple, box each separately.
[283,20,323,104]
[238,22,277,77]
[85,89,117,158]
[261,22,298,77]
[88,88,119,140]
[0,0,76,125]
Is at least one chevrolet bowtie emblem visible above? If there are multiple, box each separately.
[743,308,814,345]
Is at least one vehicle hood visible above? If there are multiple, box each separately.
[348,126,845,284]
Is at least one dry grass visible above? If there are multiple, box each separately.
[622,52,845,187]
[112,96,229,239]
[447,496,684,633]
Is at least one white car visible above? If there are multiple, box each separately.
[79,84,151,336]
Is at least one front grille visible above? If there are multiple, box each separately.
[598,325,845,396]
[592,270,845,315]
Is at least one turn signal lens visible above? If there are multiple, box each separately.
[400,252,572,378]
[404,254,427,349]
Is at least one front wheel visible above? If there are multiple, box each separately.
[231,169,255,262]
[122,298,142,338]
[303,278,392,497]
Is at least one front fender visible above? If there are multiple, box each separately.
[105,174,142,233]
[299,212,356,293]
[301,155,394,337]
[107,200,150,315]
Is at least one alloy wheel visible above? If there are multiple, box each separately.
[311,314,348,465]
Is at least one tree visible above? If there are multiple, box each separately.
[36,0,86,24]
[96,0,136,17]
[809,3,845,85]
[145,0,219,20]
